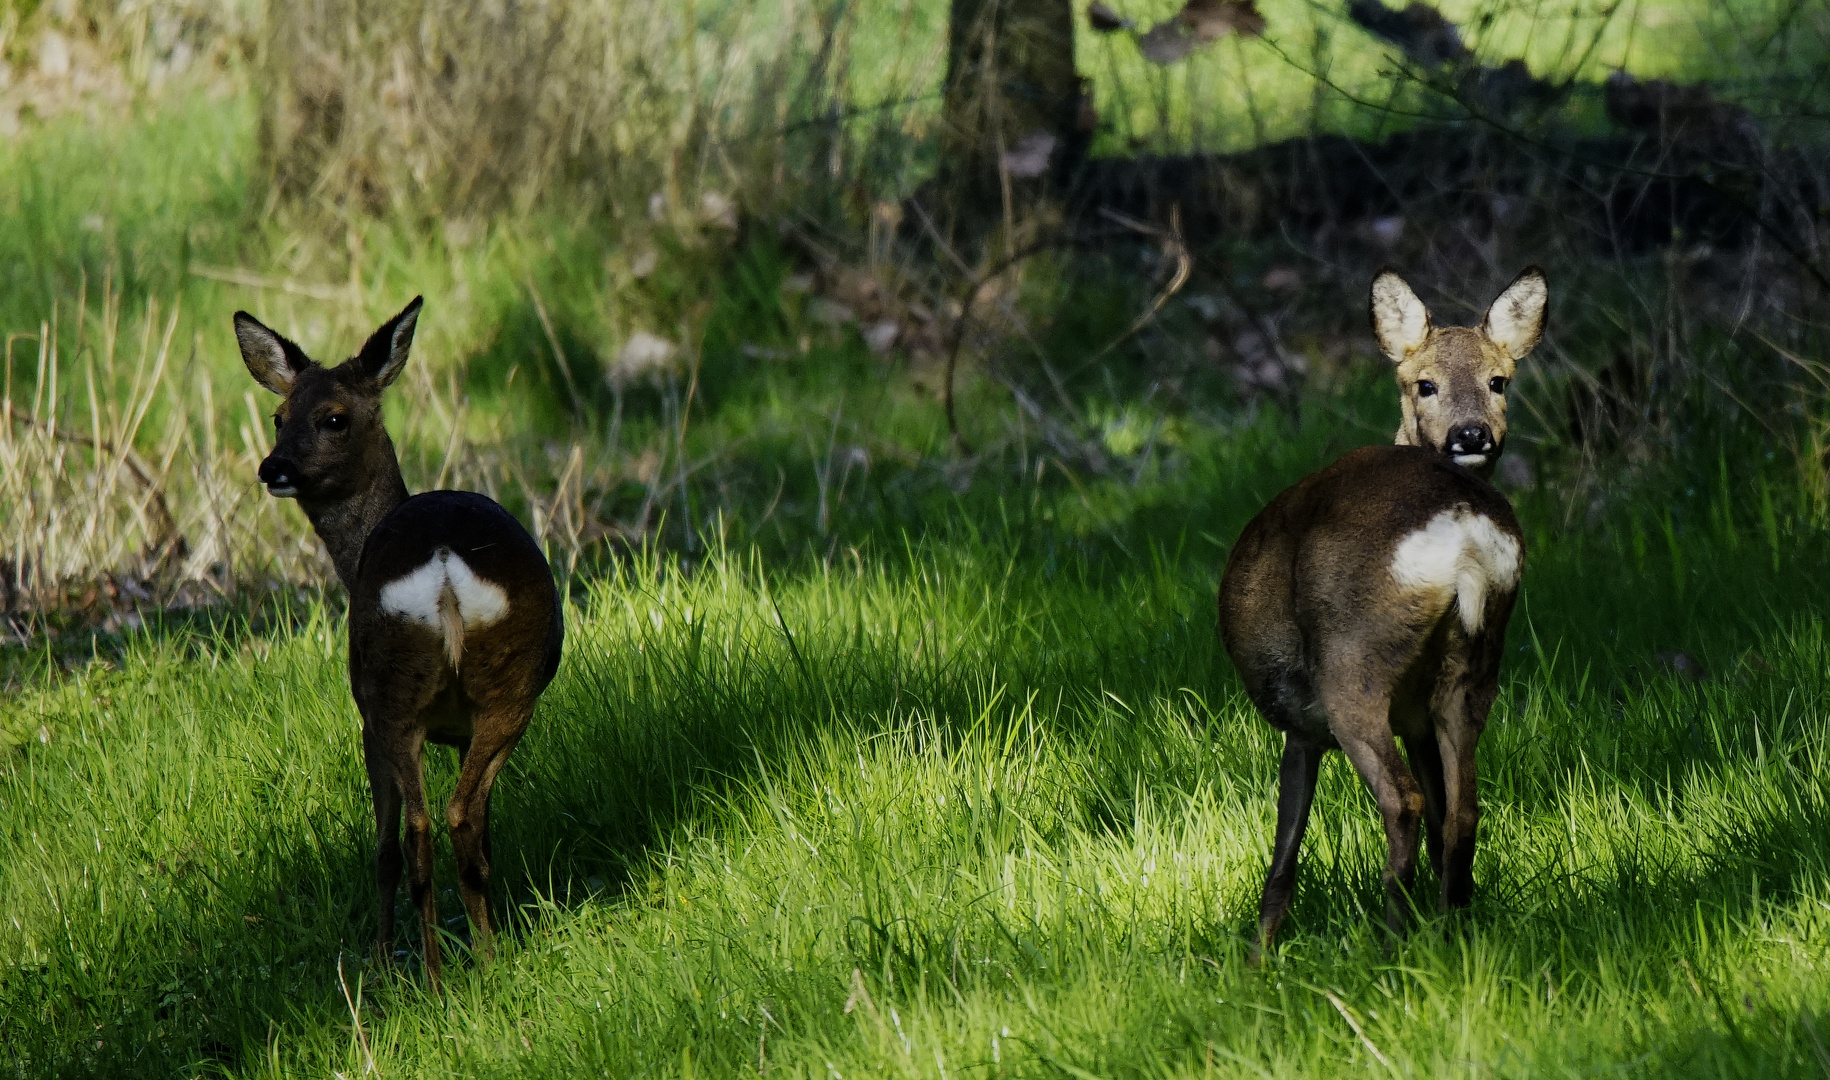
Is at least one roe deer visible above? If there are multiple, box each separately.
[1219,267,1545,955]
[235,298,563,988]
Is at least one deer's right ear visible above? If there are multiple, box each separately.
[235,312,311,394]
[1369,269,1431,363]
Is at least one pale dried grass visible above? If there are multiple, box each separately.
[0,291,325,627]
[258,0,822,218]
[0,284,664,633]
[0,0,254,133]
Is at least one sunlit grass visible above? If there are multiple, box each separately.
[1080,0,1808,153]
[2,412,1828,1075]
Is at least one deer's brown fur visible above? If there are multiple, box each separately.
[236,298,563,989]
[1219,268,1545,955]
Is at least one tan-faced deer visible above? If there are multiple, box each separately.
[1219,267,1545,956]
[235,298,563,989]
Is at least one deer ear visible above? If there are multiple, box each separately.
[1370,269,1430,362]
[354,296,423,388]
[234,312,312,394]
[1481,266,1547,360]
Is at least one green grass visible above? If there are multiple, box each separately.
[1075,0,1809,154]
[0,87,255,330]
[3,395,1829,1076]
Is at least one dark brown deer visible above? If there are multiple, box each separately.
[235,298,563,989]
[1219,267,1545,955]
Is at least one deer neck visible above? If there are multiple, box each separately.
[299,436,410,591]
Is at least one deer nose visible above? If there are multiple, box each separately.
[258,455,298,492]
[1448,424,1495,454]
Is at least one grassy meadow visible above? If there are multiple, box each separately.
[4,399,1830,1077]
[4,0,1830,1076]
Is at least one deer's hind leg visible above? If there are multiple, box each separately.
[362,730,404,965]
[1324,678,1426,939]
[356,636,454,987]
[446,699,533,960]
[1404,734,1447,878]
[380,733,441,988]
[1256,735,1323,958]
[1431,638,1502,910]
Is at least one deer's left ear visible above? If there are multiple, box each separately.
[1482,267,1547,361]
[354,296,424,388]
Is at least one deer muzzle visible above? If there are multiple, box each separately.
[258,455,301,498]
[1446,423,1498,468]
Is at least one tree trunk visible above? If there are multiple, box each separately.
[939,0,1081,244]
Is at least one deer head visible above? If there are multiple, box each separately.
[1371,267,1547,476]
[234,298,423,503]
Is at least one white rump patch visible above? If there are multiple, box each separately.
[1389,509,1522,634]
[378,548,509,666]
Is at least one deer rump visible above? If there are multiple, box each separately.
[1219,445,1523,746]
[355,491,563,705]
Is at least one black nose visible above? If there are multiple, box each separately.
[1448,424,1495,454]
[258,456,295,487]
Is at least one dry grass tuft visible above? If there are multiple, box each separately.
[258,0,827,218]
[0,0,252,133]
[0,291,325,634]
[0,282,693,639]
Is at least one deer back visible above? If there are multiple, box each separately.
[1220,445,1523,738]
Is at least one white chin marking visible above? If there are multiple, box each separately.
[1453,454,1490,468]
[378,548,510,662]
[1389,509,1522,634]
[267,485,298,498]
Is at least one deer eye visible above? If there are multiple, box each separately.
[272,413,284,432]
[1489,376,1509,394]
[1417,380,1438,397]
[321,414,348,432]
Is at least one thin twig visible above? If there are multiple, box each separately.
[337,954,381,1078]
[1322,990,1392,1071]
[188,264,351,302]
[1800,1009,1830,1077]
[433,399,470,491]
[1261,35,1830,295]
[526,278,588,415]
[1078,205,1192,367]
[941,226,1130,454]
